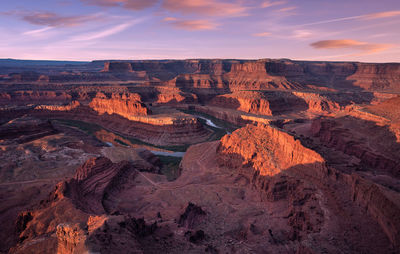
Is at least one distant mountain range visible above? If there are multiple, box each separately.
[0,58,89,67]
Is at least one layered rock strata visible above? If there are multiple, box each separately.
[217,124,400,249]
[89,92,150,117]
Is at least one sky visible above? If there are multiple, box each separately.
[0,0,399,62]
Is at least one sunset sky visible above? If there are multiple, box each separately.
[0,0,399,62]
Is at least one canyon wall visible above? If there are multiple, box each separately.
[217,124,400,248]
[0,91,72,105]
[207,90,356,117]
[350,174,400,248]
[159,59,400,92]
[2,59,399,92]
[209,91,273,116]
[217,124,326,177]
[32,106,210,146]
[311,117,400,177]
[0,116,58,143]
[89,92,150,117]
[11,156,162,253]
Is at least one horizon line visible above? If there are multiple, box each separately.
[1,57,399,64]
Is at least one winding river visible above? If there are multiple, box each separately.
[196,115,223,129]
[148,116,225,158]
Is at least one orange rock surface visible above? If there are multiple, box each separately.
[89,92,150,118]
[218,124,325,176]
[210,91,273,116]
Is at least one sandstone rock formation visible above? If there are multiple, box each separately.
[311,116,400,177]
[0,91,72,105]
[89,92,150,118]
[103,62,133,72]
[162,59,400,92]
[1,57,400,253]
[0,116,57,143]
[217,124,400,250]
[210,91,273,116]
[35,101,80,111]
[9,156,166,253]
[218,124,325,176]
[2,58,400,92]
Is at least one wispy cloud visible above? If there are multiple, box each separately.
[162,0,248,17]
[252,32,271,37]
[82,0,248,16]
[277,6,296,12]
[299,10,400,27]
[292,29,313,39]
[22,27,53,36]
[3,11,103,27]
[310,39,391,55]
[70,20,141,41]
[260,0,286,8]
[363,10,400,19]
[81,0,158,10]
[163,17,218,30]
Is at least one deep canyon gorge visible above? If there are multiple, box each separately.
[0,58,400,253]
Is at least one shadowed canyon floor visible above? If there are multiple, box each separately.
[0,59,400,253]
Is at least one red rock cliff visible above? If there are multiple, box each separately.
[217,124,326,176]
[89,92,150,118]
[210,91,273,116]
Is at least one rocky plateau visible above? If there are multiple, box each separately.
[0,58,399,253]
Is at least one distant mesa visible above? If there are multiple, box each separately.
[103,62,133,72]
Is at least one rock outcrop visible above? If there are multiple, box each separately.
[0,116,57,143]
[155,88,198,105]
[217,125,326,241]
[217,124,400,249]
[218,124,326,176]
[210,91,273,116]
[35,100,80,111]
[103,62,133,72]
[0,91,72,105]
[89,92,150,118]
[10,156,167,253]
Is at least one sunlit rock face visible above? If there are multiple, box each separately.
[89,92,151,118]
[35,101,80,111]
[210,91,274,116]
[163,59,400,92]
[217,124,325,176]
[103,62,133,72]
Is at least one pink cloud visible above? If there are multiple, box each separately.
[277,6,296,12]
[81,0,157,10]
[310,39,391,54]
[252,32,271,37]
[162,0,247,17]
[362,10,400,19]
[5,11,102,27]
[163,17,218,30]
[260,1,286,8]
